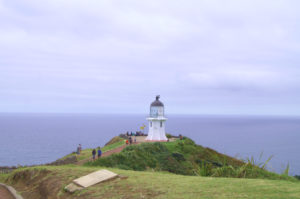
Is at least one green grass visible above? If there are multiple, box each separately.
[0,173,9,182]
[61,139,125,161]
[1,165,300,199]
[84,138,297,181]
[77,140,125,161]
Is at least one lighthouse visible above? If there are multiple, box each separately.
[146,95,168,141]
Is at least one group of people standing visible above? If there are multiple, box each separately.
[76,144,102,161]
[125,136,136,145]
[92,147,102,161]
[126,131,145,136]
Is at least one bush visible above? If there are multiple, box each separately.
[172,152,186,162]
[294,175,300,180]
[85,139,297,181]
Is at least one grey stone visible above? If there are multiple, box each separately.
[64,183,83,193]
[73,169,118,188]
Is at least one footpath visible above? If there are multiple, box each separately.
[0,186,15,199]
[76,136,174,166]
[0,183,23,199]
[76,143,133,166]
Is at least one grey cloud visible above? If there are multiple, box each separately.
[0,0,300,115]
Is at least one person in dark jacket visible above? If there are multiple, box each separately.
[97,147,102,158]
[129,136,132,145]
[76,145,80,155]
[92,149,96,161]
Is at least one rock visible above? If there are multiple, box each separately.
[64,183,83,193]
[118,175,128,180]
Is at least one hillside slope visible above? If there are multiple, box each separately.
[1,166,300,199]
[85,138,295,181]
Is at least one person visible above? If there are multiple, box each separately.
[79,144,82,153]
[97,147,102,158]
[92,149,96,161]
[134,136,137,143]
[129,136,132,145]
[179,134,183,140]
[126,139,129,145]
[76,144,81,155]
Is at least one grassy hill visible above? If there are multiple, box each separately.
[1,136,299,198]
[60,137,125,162]
[85,137,296,181]
[1,165,300,199]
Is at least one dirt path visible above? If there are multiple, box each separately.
[0,186,15,199]
[76,144,130,166]
[76,138,170,166]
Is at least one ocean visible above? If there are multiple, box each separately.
[0,113,299,176]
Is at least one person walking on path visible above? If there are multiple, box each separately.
[92,149,96,161]
[97,147,102,159]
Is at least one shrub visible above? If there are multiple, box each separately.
[85,139,296,181]
[172,152,186,162]
[294,175,300,180]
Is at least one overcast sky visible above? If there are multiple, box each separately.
[1,0,300,115]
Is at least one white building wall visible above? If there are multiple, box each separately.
[146,119,167,141]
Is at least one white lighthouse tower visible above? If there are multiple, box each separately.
[146,95,168,141]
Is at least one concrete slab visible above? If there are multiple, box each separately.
[73,169,118,188]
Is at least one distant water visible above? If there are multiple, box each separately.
[0,113,299,176]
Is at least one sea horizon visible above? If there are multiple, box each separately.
[0,112,299,176]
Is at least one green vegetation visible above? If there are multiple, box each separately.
[85,138,297,181]
[1,136,299,198]
[104,136,124,146]
[77,140,125,161]
[61,139,125,161]
[1,165,300,199]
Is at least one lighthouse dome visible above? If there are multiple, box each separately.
[151,95,164,107]
[150,95,164,118]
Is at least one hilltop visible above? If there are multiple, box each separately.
[85,136,295,181]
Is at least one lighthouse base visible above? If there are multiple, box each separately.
[146,127,168,141]
[146,117,167,141]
